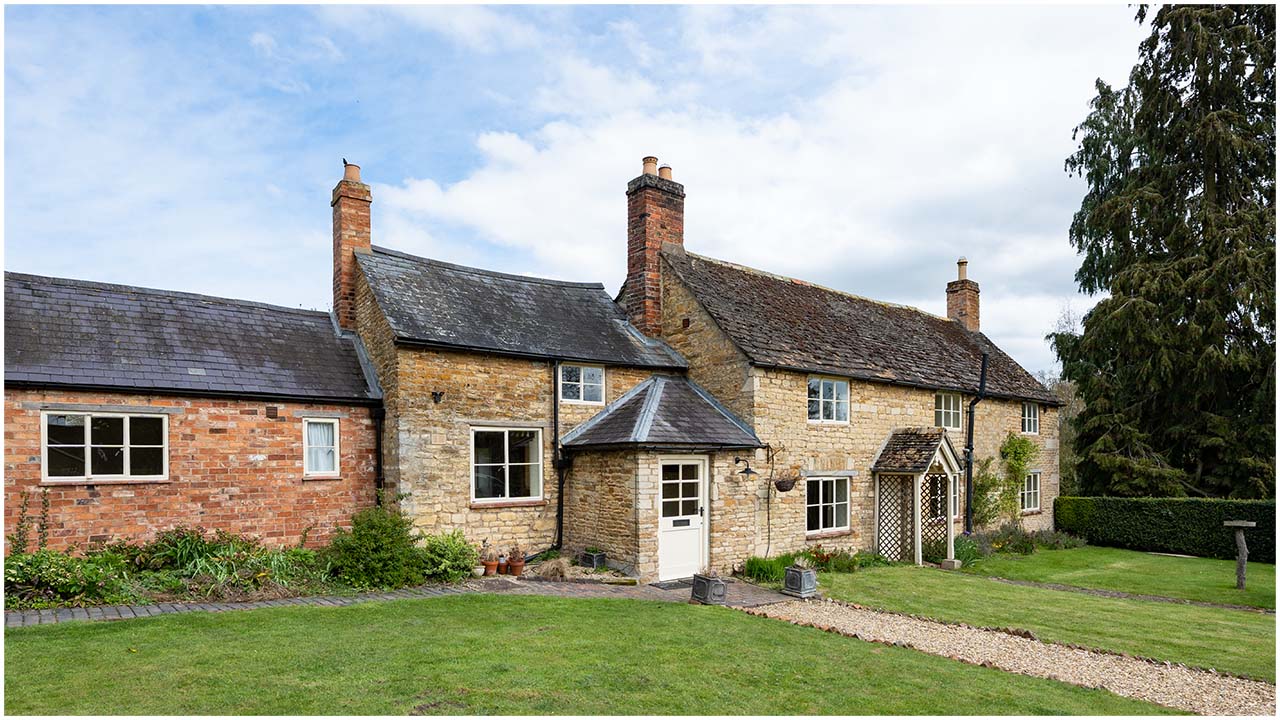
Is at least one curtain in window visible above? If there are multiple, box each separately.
[307,421,336,472]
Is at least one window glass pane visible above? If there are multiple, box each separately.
[807,378,821,401]
[822,380,835,401]
[582,367,603,385]
[662,500,680,517]
[508,431,539,464]
[682,481,699,499]
[662,465,679,481]
[561,382,581,401]
[807,504,819,531]
[474,465,504,499]
[473,431,506,465]
[91,417,124,446]
[835,479,848,503]
[130,447,164,476]
[807,480,820,504]
[47,414,85,445]
[562,366,581,383]
[834,382,848,402]
[681,499,698,516]
[581,384,602,402]
[308,447,336,473]
[835,502,849,527]
[808,399,821,420]
[834,401,848,422]
[91,446,125,475]
[822,504,834,529]
[306,421,335,449]
[682,464,699,480]
[935,394,944,411]
[662,483,679,499]
[822,401,834,421]
[508,464,536,498]
[48,446,85,476]
[130,417,164,446]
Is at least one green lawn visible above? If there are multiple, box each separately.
[821,566,1275,682]
[4,594,1172,715]
[964,546,1275,609]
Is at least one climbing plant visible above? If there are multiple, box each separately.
[997,433,1040,523]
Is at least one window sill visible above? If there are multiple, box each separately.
[40,478,172,487]
[807,421,850,426]
[805,529,852,541]
[1020,509,1043,516]
[560,399,605,407]
[470,499,546,510]
[303,475,343,482]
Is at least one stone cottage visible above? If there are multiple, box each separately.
[4,157,1060,581]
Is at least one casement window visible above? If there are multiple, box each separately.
[926,475,949,521]
[1020,472,1041,512]
[951,475,961,520]
[807,377,849,423]
[806,477,850,533]
[303,418,340,477]
[42,412,167,481]
[1021,402,1040,435]
[935,392,962,431]
[472,427,543,502]
[559,364,604,404]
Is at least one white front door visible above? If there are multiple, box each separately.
[658,457,708,581]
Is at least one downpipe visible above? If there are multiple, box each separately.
[964,352,989,535]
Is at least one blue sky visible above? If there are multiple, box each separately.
[4,5,1148,374]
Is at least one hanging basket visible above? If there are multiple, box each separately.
[773,476,798,492]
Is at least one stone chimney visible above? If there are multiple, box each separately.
[622,156,685,336]
[946,257,980,332]
[332,161,372,331]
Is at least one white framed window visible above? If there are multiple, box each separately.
[1020,472,1041,512]
[472,427,543,502]
[935,392,962,431]
[1022,402,1040,435]
[806,477,850,533]
[41,411,168,481]
[303,418,340,477]
[926,475,949,521]
[951,475,961,520]
[559,364,605,405]
[807,377,849,423]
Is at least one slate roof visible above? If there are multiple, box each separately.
[4,272,378,403]
[871,427,959,474]
[661,249,1059,404]
[562,375,761,449]
[357,247,686,368]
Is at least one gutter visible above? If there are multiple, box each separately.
[746,361,1061,407]
[392,337,687,372]
[964,352,989,535]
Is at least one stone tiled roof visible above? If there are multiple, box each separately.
[871,427,958,474]
[4,272,378,403]
[661,248,1059,404]
[358,247,686,369]
[562,375,761,449]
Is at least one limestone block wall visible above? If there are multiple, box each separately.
[660,265,754,423]
[562,449,638,572]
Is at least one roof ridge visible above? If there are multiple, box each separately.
[369,245,605,290]
[4,271,331,319]
[673,250,949,322]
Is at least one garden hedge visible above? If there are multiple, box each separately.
[1055,496,1275,563]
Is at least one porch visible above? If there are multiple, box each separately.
[870,427,963,565]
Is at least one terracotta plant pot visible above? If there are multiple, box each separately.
[508,559,525,577]
[498,560,508,575]
[482,561,498,576]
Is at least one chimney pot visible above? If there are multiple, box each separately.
[658,164,673,180]
[343,162,362,183]
[642,156,658,175]
[957,257,968,280]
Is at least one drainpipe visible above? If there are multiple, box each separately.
[964,353,989,534]
[551,360,571,549]
[372,406,386,506]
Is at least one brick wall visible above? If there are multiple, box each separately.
[4,388,378,553]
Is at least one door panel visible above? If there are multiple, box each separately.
[658,459,706,581]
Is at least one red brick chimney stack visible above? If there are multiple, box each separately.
[623,155,685,336]
[946,257,980,332]
[332,161,372,331]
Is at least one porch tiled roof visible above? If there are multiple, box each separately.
[562,375,761,449]
[661,248,1059,404]
[871,427,959,474]
[358,246,686,369]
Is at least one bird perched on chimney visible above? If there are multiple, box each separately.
[342,158,349,167]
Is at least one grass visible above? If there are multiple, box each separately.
[4,594,1173,715]
[820,566,1275,682]
[964,546,1275,609]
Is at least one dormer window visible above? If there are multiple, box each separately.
[559,364,604,404]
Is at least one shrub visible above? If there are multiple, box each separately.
[420,530,479,583]
[1055,496,1275,563]
[4,551,138,609]
[324,506,427,589]
[1030,528,1087,550]
[921,538,946,564]
[952,535,984,566]
[997,433,1039,523]
[741,553,798,583]
[978,522,1036,555]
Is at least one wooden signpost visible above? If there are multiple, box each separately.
[1223,520,1256,590]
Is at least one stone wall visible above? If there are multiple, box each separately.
[562,450,637,571]
[4,388,378,552]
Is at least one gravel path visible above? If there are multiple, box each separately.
[748,599,1275,716]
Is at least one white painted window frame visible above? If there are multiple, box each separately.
[302,417,341,478]
[807,376,850,424]
[805,476,851,534]
[951,474,961,520]
[470,426,544,503]
[558,364,606,406]
[40,410,169,482]
[934,392,962,432]
[1021,402,1040,435]
[1020,471,1041,512]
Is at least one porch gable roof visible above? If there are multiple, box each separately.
[871,427,962,474]
[562,375,761,449]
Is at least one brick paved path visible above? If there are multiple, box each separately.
[5,576,787,627]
